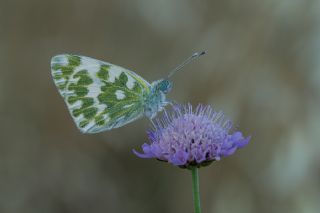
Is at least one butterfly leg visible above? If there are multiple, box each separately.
[165,99,178,107]
[149,118,157,129]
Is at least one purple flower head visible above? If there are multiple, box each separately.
[133,104,250,168]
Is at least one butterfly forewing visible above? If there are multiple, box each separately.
[51,54,151,133]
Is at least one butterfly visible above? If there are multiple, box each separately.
[51,52,205,134]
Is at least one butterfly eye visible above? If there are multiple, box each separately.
[158,80,172,94]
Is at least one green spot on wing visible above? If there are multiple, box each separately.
[70,97,94,116]
[61,66,73,76]
[53,74,62,80]
[94,115,105,126]
[118,72,128,86]
[68,55,81,67]
[58,84,66,90]
[83,107,98,119]
[72,104,97,117]
[132,81,142,94]
[52,63,61,71]
[79,120,89,128]
[67,96,78,104]
[97,91,118,108]
[81,97,94,108]
[97,65,110,80]
[68,84,88,96]
[100,81,113,91]
[74,70,93,85]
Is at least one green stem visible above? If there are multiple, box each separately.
[191,167,202,213]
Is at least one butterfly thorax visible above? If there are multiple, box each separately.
[143,79,172,119]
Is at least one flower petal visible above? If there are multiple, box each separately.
[236,136,251,148]
[169,150,188,166]
[132,143,155,158]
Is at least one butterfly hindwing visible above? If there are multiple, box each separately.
[51,54,151,133]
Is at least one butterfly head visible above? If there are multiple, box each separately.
[155,79,173,94]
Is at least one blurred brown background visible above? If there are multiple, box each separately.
[1,0,320,212]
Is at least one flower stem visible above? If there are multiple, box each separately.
[191,167,202,213]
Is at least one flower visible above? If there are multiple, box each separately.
[133,104,250,168]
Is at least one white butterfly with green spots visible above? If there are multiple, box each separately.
[51,52,205,133]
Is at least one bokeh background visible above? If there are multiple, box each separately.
[1,0,320,212]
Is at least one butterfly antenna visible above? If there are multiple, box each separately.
[167,51,206,79]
